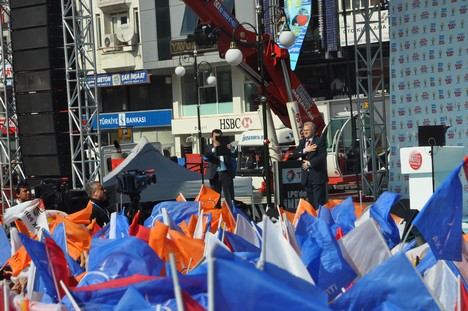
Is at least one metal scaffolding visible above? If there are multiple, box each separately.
[61,0,102,189]
[0,2,24,211]
[352,0,388,197]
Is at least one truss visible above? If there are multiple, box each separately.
[61,0,101,188]
[352,0,388,197]
[0,1,25,210]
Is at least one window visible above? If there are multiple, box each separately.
[181,65,233,116]
[244,78,259,112]
[133,8,140,44]
[95,14,102,47]
[180,0,234,36]
[339,0,381,11]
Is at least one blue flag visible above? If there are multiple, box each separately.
[211,256,329,311]
[63,273,207,309]
[295,214,357,301]
[370,191,401,249]
[47,228,84,278]
[331,197,356,234]
[330,252,440,310]
[115,286,153,311]
[80,236,164,286]
[318,205,335,226]
[19,233,59,301]
[224,231,261,253]
[0,226,11,266]
[144,201,199,228]
[412,160,464,261]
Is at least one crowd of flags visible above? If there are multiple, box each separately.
[0,156,467,310]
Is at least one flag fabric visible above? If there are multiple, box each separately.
[63,273,207,309]
[317,205,335,227]
[47,226,84,279]
[412,159,465,261]
[295,213,357,300]
[181,289,207,311]
[114,286,153,311]
[53,215,91,260]
[4,199,48,235]
[234,213,260,248]
[148,220,186,272]
[423,259,458,311]
[18,233,63,301]
[169,229,205,271]
[337,218,391,277]
[176,193,187,202]
[209,255,329,311]
[293,199,317,225]
[223,231,260,253]
[195,185,220,209]
[0,226,11,266]
[80,236,164,286]
[260,216,314,285]
[128,210,150,242]
[330,197,356,235]
[456,277,468,311]
[145,201,200,228]
[330,252,441,310]
[67,200,93,225]
[7,245,31,277]
[370,191,401,249]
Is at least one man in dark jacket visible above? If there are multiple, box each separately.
[291,122,328,209]
[86,181,111,227]
[204,129,238,208]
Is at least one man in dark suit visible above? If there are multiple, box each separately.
[204,129,238,208]
[291,122,328,209]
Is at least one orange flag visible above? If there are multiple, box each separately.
[7,246,31,277]
[278,207,295,224]
[293,199,317,225]
[129,210,150,243]
[220,201,236,233]
[51,215,91,260]
[194,185,220,209]
[168,229,205,271]
[67,200,93,225]
[176,193,187,202]
[148,221,187,272]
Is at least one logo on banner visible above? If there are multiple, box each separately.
[241,117,252,128]
[118,113,126,127]
[409,150,423,170]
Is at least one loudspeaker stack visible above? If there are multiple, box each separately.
[10,0,71,178]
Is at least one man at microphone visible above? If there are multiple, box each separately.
[291,122,328,210]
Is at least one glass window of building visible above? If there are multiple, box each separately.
[181,66,233,116]
[244,78,259,112]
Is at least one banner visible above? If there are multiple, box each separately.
[283,0,311,70]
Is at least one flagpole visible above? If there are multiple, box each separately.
[60,280,82,311]
[3,279,9,311]
[256,214,268,271]
[208,255,215,311]
[458,275,462,311]
[169,253,184,311]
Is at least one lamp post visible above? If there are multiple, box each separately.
[175,48,216,185]
[225,4,295,208]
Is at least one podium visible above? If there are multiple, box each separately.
[400,146,465,211]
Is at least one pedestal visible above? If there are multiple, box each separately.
[400,146,465,211]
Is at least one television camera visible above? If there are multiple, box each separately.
[115,169,157,223]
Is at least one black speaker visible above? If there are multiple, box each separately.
[10,0,48,9]
[11,26,63,51]
[20,133,70,155]
[16,91,67,114]
[418,125,446,147]
[13,48,64,71]
[22,155,71,177]
[17,112,68,135]
[14,70,65,93]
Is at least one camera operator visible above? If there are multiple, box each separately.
[204,129,238,208]
[86,181,111,227]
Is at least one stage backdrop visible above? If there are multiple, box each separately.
[388,0,468,209]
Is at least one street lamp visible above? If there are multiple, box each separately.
[225,4,295,208]
[175,48,216,185]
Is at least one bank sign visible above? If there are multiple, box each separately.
[87,70,150,88]
[93,109,172,130]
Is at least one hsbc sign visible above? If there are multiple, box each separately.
[172,113,260,135]
[219,117,253,130]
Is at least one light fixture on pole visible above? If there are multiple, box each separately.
[225,4,295,208]
[175,48,216,185]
